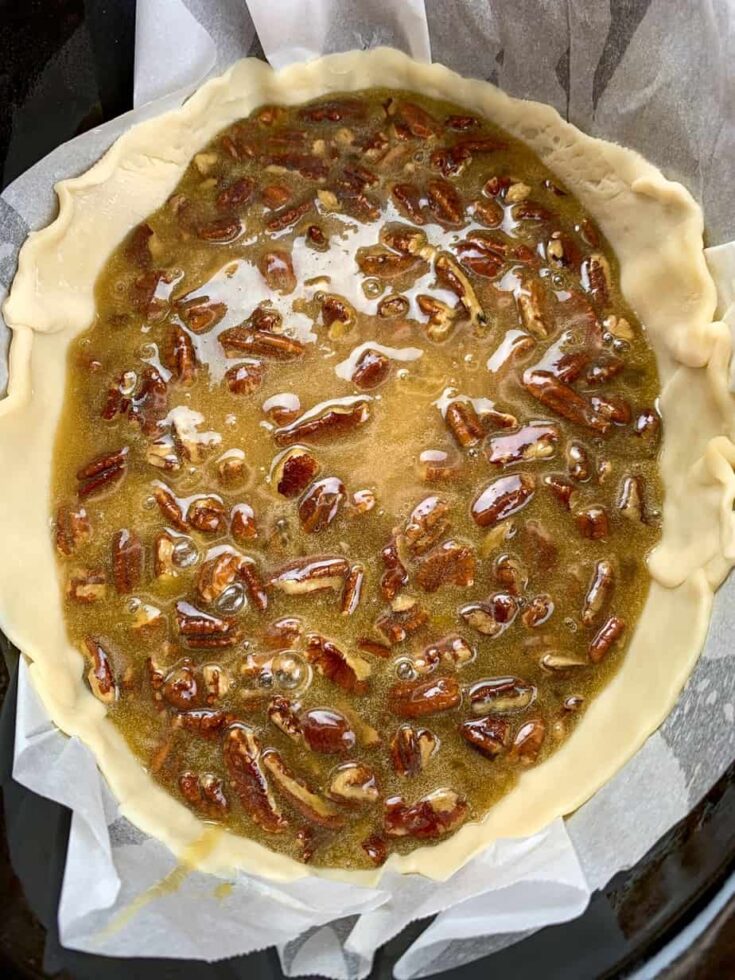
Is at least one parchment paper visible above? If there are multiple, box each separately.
[2,1,735,977]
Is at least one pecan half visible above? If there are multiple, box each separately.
[179,772,229,817]
[415,540,476,592]
[391,183,425,224]
[522,594,554,628]
[219,326,305,360]
[387,676,460,718]
[177,298,227,334]
[567,442,592,482]
[544,473,576,510]
[174,709,235,737]
[460,716,510,758]
[112,529,143,594]
[589,615,626,663]
[301,708,356,754]
[188,496,227,534]
[352,349,390,390]
[581,559,615,626]
[197,217,242,242]
[576,505,609,540]
[391,100,439,139]
[274,400,370,447]
[356,248,426,279]
[619,475,645,521]
[580,253,611,308]
[273,447,321,497]
[176,600,242,648]
[223,725,287,833]
[427,179,463,225]
[83,637,116,704]
[55,504,91,556]
[384,788,468,839]
[305,633,370,695]
[486,423,559,466]
[381,535,409,600]
[266,198,313,232]
[328,764,380,806]
[230,502,258,543]
[264,616,303,649]
[258,249,296,294]
[494,554,527,595]
[196,552,243,603]
[77,448,128,499]
[262,750,344,829]
[471,474,535,527]
[269,556,349,595]
[523,370,610,434]
[153,531,177,578]
[216,176,255,210]
[469,677,535,715]
[226,360,266,395]
[298,477,346,533]
[161,663,198,709]
[390,725,439,776]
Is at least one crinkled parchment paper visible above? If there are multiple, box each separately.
[2,1,735,977]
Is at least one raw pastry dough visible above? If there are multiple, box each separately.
[1,49,733,884]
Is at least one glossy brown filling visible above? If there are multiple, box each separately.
[52,89,662,869]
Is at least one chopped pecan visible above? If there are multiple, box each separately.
[590,393,632,425]
[77,447,128,499]
[576,505,609,540]
[201,663,230,702]
[230,502,258,542]
[177,298,227,334]
[274,399,370,446]
[112,529,143,594]
[300,98,365,122]
[522,594,554,628]
[258,249,296,294]
[273,447,321,497]
[67,568,106,604]
[523,370,610,433]
[146,433,180,471]
[384,788,468,839]
[415,540,476,592]
[494,554,527,596]
[434,252,485,330]
[582,559,615,626]
[196,552,243,603]
[417,295,458,342]
[357,637,392,659]
[262,184,291,209]
[264,616,303,649]
[540,652,587,673]
[165,326,197,385]
[376,600,429,644]
[298,476,346,533]
[352,349,390,389]
[356,248,426,279]
[460,716,510,759]
[587,353,624,385]
[544,473,576,510]
[237,557,269,612]
[219,326,305,360]
[404,495,451,554]
[522,520,559,569]
[223,725,287,832]
[262,750,344,829]
[380,224,426,255]
[55,504,90,556]
[378,294,410,318]
[567,442,592,481]
[188,496,227,534]
[445,400,485,448]
[419,634,474,671]
[179,772,229,817]
[174,709,234,737]
[306,223,328,248]
[83,637,116,704]
[217,452,248,487]
[226,360,266,395]
[305,633,370,695]
[267,695,303,742]
[351,487,376,513]
[161,663,198,709]
[431,143,472,177]
[510,719,546,765]
[619,475,645,521]
[471,473,535,527]
[580,253,611,308]
[301,708,356,754]
[469,677,535,715]
[153,531,177,578]
[388,676,460,719]
[589,615,626,663]
[460,593,518,637]
[417,448,463,483]
[427,179,463,225]
[381,535,409,601]
[341,564,364,615]
[216,176,255,210]
[176,600,243,648]
[634,407,661,443]
[269,555,349,595]
[486,423,559,466]
[329,764,380,806]
[390,725,439,776]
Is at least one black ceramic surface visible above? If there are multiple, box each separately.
[1,2,734,977]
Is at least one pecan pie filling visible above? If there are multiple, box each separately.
[52,90,662,869]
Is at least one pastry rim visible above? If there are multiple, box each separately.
[1,47,734,884]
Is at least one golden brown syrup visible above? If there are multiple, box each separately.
[52,90,662,869]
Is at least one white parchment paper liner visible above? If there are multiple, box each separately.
[1,1,734,977]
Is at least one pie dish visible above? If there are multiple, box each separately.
[1,48,734,883]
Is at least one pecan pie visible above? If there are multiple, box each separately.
[51,87,662,869]
[1,51,731,881]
